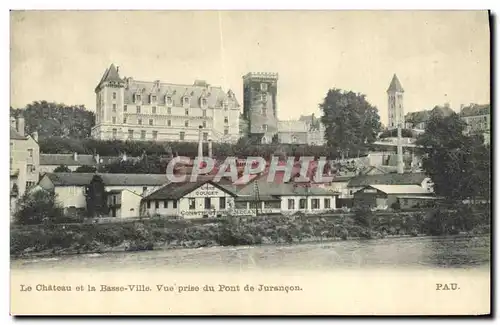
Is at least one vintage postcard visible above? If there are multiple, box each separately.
[9,10,491,315]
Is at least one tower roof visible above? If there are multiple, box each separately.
[387,74,404,93]
[95,64,124,91]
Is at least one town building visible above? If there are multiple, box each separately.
[387,74,405,130]
[460,103,490,144]
[37,172,169,211]
[92,64,240,143]
[10,115,40,216]
[353,184,437,210]
[242,72,279,144]
[404,103,454,131]
[276,114,326,145]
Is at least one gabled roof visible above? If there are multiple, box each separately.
[347,172,428,188]
[95,64,124,91]
[10,127,26,140]
[387,74,404,93]
[43,172,169,187]
[362,184,431,195]
[460,104,490,117]
[143,179,237,200]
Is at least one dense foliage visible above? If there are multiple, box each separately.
[320,89,382,158]
[416,112,491,202]
[14,190,64,225]
[10,101,95,139]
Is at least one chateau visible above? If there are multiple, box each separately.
[91,64,241,143]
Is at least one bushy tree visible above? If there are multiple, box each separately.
[74,165,97,173]
[320,89,381,158]
[14,190,64,225]
[417,113,491,202]
[54,165,71,172]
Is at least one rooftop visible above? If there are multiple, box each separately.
[347,172,428,188]
[387,74,404,93]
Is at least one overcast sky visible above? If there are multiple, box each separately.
[10,10,490,126]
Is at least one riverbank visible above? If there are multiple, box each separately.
[11,209,490,259]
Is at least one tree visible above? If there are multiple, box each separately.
[85,175,108,218]
[320,89,381,158]
[14,190,64,225]
[75,165,97,173]
[416,112,491,202]
[54,165,71,172]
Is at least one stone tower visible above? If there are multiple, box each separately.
[387,74,404,130]
[93,64,125,139]
[242,72,279,144]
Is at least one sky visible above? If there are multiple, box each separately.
[10,10,490,126]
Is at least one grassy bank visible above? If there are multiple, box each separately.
[10,208,490,259]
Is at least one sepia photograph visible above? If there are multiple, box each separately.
[9,9,491,316]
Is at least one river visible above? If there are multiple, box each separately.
[11,235,490,272]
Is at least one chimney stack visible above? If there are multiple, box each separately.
[17,115,25,137]
[198,125,203,159]
[208,138,213,158]
[32,131,38,142]
[73,152,78,161]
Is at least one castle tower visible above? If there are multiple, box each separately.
[93,64,125,140]
[242,72,279,144]
[387,74,404,130]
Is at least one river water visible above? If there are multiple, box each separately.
[11,235,490,272]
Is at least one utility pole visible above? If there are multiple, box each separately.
[254,179,261,217]
[397,122,404,174]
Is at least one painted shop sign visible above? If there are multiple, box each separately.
[180,209,277,217]
[189,184,225,197]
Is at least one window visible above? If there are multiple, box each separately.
[141,130,146,139]
[113,92,116,100]
[143,186,148,192]
[219,197,226,209]
[26,164,35,173]
[202,110,207,117]
[164,200,168,208]
[27,149,33,157]
[249,202,258,209]
[147,201,151,209]
[311,199,320,210]
[173,201,177,208]
[128,129,134,139]
[113,196,117,204]
[201,98,207,107]
[124,105,127,112]
[260,83,268,91]
[189,198,196,210]
[292,135,297,143]
[262,107,267,116]
[167,107,172,115]
[152,95,157,102]
[324,198,331,209]
[123,117,127,124]
[224,127,229,135]
[112,117,116,124]
[136,94,141,102]
[166,97,172,105]
[112,128,117,138]
[264,201,281,209]
[224,116,228,124]
[202,121,207,128]
[299,198,307,209]
[152,131,158,140]
[149,119,153,126]
[167,120,171,127]
[180,131,185,141]
[136,106,141,113]
[262,124,268,132]
[183,97,190,106]
[155,201,159,209]
[205,198,211,209]
[112,104,117,112]
[185,120,189,127]
[203,132,208,141]
[185,108,189,116]
[261,94,267,102]
[288,199,295,210]
[138,119,142,125]
[152,106,157,114]
[223,103,228,111]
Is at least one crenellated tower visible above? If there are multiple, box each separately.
[242,72,279,144]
